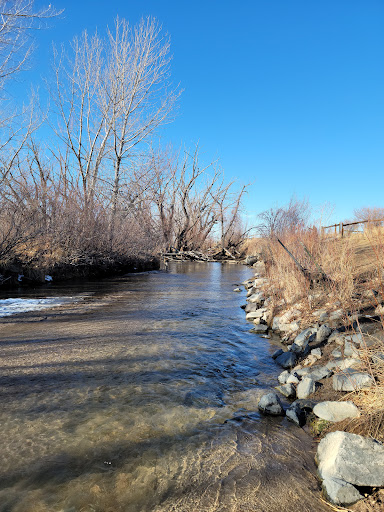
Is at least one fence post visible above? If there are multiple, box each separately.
[340,222,344,237]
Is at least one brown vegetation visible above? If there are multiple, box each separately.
[0,5,247,284]
[246,200,384,444]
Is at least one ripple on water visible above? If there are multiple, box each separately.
[0,263,329,512]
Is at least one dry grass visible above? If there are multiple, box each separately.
[245,227,384,443]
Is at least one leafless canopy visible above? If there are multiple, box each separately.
[0,0,62,90]
[256,197,311,240]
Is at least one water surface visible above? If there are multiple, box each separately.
[0,262,328,512]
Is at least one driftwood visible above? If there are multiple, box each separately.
[162,246,241,263]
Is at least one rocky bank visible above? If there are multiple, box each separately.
[237,256,384,508]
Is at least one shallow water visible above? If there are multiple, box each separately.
[0,262,328,512]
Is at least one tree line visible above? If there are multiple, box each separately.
[0,2,247,276]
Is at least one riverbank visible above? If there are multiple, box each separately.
[241,255,384,509]
[0,253,160,289]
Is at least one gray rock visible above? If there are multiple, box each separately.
[247,292,265,304]
[294,367,310,377]
[296,377,316,399]
[329,309,344,323]
[250,324,269,333]
[272,349,284,360]
[245,308,266,321]
[313,401,360,422]
[311,348,322,359]
[372,352,384,364]
[317,431,384,487]
[332,349,342,358]
[333,369,375,391]
[275,351,298,369]
[258,392,284,416]
[286,373,300,385]
[290,342,305,353]
[294,327,317,348]
[344,333,363,345]
[344,340,359,358]
[312,309,327,319]
[245,255,258,266]
[328,332,345,345]
[276,383,296,398]
[246,287,256,297]
[245,303,259,313]
[308,365,332,381]
[326,358,361,371]
[322,477,363,506]
[286,401,308,427]
[316,324,332,342]
[278,370,290,384]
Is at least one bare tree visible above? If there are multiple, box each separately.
[353,206,384,226]
[148,144,248,253]
[50,16,180,245]
[256,197,310,239]
[0,0,62,91]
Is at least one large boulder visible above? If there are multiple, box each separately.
[272,349,284,360]
[277,369,289,384]
[333,369,375,391]
[317,431,384,487]
[313,401,360,422]
[257,392,284,416]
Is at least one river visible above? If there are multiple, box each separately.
[0,262,329,512]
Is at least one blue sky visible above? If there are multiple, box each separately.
[13,0,384,226]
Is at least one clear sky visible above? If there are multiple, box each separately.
[13,0,384,226]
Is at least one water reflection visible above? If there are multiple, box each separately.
[0,262,328,511]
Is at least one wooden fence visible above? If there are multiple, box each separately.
[321,219,384,237]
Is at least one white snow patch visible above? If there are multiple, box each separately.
[0,297,73,317]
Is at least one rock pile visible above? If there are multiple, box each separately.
[239,263,383,507]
